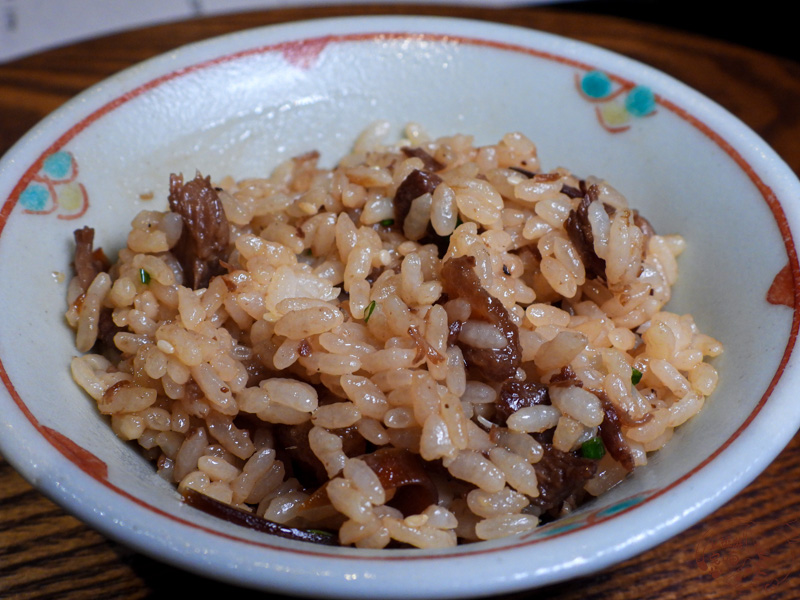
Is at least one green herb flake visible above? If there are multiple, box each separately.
[363,300,377,323]
[581,436,605,460]
[631,367,643,386]
[139,268,151,285]
[379,219,395,227]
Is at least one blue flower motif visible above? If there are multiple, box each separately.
[42,151,73,180]
[19,183,50,211]
[625,85,656,117]
[581,70,613,99]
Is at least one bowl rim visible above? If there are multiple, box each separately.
[1,14,800,598]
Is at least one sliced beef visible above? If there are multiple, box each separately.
[182,489,337,545]
[72,226,110,292]
[394,153,463,257]
[509,168,569,185]
[597,397,636,472]
[563,180,655,282]
[95,307,122,353]
[362,447,438,517]
[72,227,119,352]
[509,166,536,178]
[547,365,583,387]
[393,169,443,232]
[564,186,607,282]
[274,421,366,490]
[401,147,444,172]
[495,380,550,425]
[530,445,597,519]
[560,183,584,199]
[273,421,327,489]
[440,255,521,381]
[168,172,230,290]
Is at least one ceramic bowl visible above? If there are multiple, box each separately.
[1,15,799,599]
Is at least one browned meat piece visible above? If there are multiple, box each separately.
[495,381,550,425]
[274,421,366,490]
[564,186,607,281]
[530,444,597,518]
[95,308,122,353]
[401,147,444,172]
[509,166,537,178]
[182,489,337,545]
[598,398,636,472]
[362,447,438,517]
[168,172,230,289]
[393,169,443,231]
[560,183,584,199]
[440,255,521,381]
[72,226,110,292]
[72,227,119,352]
[547,365,583,387]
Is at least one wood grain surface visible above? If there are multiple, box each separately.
[1,5,799,599]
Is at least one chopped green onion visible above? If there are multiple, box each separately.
[581,436,605,460]
[631,367,643,386]
[379,218,395,227]
[363,300,377,323]
[139,268,151,284]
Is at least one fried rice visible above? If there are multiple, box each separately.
[66,123,722,548]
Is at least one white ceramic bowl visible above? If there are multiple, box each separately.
[1,16,799,599]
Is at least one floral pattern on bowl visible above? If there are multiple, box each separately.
[576,70,657,133]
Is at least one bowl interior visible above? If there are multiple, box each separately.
[1,16,798,598]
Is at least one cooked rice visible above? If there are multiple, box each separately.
[67,123,722,548]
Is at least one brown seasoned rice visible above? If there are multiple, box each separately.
[67,123,722,548]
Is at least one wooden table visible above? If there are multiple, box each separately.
[2,5,799,599]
